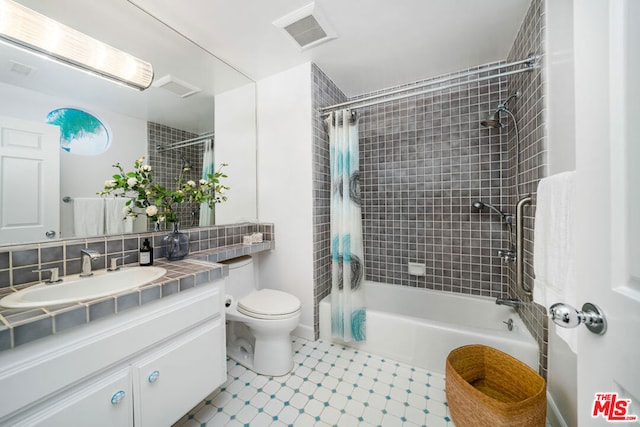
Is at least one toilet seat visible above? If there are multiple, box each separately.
[237,289,301,320]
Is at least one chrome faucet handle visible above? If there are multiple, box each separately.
[32,267,63,284]
[108,255,130,271]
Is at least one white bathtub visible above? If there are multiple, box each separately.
[319,281,539,374]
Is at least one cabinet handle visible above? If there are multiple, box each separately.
[147,370,160,383]
[110,390,126,405]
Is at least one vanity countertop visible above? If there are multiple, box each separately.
[0,241,273,352]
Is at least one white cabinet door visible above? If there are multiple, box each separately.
[133,318,225,427]
[16,369,133,427]
[0,116,60,244]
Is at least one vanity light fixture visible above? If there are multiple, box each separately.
[0,0,154,90]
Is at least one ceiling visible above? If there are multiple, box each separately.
[3,0,532,130]
[128,0,533,97]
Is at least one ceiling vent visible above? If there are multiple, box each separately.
[152,74,201,98]
[7,60,35,77]
[273,3,337,51]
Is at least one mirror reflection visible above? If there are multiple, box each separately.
[0,0,257,245]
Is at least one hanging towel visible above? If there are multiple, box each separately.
[73,197,105,237]
[533,171,577,353]
[105,198,133,235]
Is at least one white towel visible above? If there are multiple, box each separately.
[533,171,577,353]
[73,198,105,237]
[105,198,133,235]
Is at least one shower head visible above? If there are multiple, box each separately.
[472,200,513,223]
[480,111,503,128]
[480,91,520,128]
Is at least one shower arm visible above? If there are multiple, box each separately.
[499,93,519,111]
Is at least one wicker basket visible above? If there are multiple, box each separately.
[445,344,546,427]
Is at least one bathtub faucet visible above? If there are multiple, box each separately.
[496,298,522,308]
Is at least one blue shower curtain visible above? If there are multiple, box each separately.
[327,109,366,342]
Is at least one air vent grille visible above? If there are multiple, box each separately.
[153,75,201,98]
[273,3,336,51]
[284,15,327,48]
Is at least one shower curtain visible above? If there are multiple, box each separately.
[199,139,215,226]
[327,109,366,342]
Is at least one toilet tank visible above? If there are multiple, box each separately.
[222,256,256,299]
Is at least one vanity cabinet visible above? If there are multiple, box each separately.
[0,280,226,426]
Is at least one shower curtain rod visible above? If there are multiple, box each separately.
[320,55,538,116]
[157,132,214,152]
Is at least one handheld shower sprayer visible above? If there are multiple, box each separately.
[472,201,513,224]
[473,200,515,260]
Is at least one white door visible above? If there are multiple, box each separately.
[0,116,60,244]
[574,0,640,425]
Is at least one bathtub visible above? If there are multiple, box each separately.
[319,281,539,374]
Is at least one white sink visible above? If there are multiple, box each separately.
[0,267,167,309]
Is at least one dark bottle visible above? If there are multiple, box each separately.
[140,238,153,266]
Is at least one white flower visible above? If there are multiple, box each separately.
[199,179,207,185]
[187,180,196,187]
[105,179,117,188]
[137,156,145,163]
[123,206,132,215]
[218,186,225,194]
[142,165,151,172]
[127,177,138,187]
[145,205,158,217]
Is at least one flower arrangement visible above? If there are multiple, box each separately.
[98,157,228,224]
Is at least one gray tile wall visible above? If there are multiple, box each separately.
[505,0,549,377]
[0,222,273,289]
[311,64,347,339]
[356,70,510,295]
[147,122,206,229]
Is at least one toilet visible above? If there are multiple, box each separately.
[223,256,301,376]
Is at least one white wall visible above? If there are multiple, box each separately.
[214,82,258,224]
[0,82,148,238]
[545,0,578,425]
[256,63,315,340]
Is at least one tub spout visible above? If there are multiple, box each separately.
[496,298,522,308]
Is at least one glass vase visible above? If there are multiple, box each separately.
[162,222,190,261]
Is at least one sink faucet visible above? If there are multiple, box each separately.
[496,298,522,308]
[80,249,101,277]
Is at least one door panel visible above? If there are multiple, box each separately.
[574,0,640,424]
[133,319,225,427]
[18,369,133,427]
[0,116,60,244]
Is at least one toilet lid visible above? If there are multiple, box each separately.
[237,289,301,319]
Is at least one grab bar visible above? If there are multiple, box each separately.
[516,195,532,295]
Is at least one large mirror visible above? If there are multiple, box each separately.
[0,0,257,245]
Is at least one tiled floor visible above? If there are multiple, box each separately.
[175,337,455,427]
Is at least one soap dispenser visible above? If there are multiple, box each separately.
[140,238,153,266]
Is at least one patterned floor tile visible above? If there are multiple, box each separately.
[174,337,456,427]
